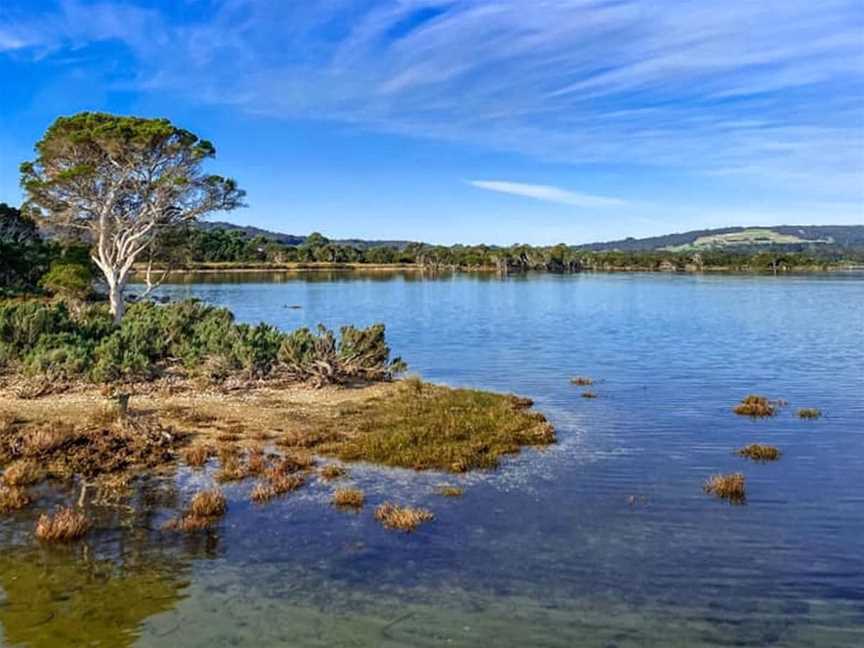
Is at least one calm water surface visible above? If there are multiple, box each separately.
[2,271,863,647]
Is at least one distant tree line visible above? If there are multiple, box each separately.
[3,204,861,301]
[155,227,862,273]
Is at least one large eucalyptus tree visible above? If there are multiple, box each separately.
[21,112,244,321]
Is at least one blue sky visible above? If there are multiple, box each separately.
[1,0,862,245]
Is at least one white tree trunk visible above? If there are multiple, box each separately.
[107,274,125,323]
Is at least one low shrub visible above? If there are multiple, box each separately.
[0,299,403,388]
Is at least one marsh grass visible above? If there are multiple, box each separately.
[21,424,78,456]
[250,482,277,503]
[246,449,267,475]
[320,464,347,481]
[0,485,30,513]
[182,445,212,468]
[438,485,464,497]
[737,444,781,461]
[0,413,16,435]
[331,488,364,509]
[375,502,434,531]
[268,473,304,495]
[704,473,746,503]
[734,395,777,417]
[164,488,227,532]
[35,507,91,542]
[215,457,250,483]
[570,376,593,386]
[188,489,226,517]
[797,408,822,419]
[315,382,555,472]
[2,459,42,486]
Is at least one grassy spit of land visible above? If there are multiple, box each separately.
[0,378,554,538]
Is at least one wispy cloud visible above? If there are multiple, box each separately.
[3,0,863,200]
[469,180,626,208]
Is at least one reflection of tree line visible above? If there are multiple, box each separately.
[0,477,222,647]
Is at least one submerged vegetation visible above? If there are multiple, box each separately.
[437,485,464,497]
[797,408,822,419]
[704,473,746,504]
[737,444,781,461]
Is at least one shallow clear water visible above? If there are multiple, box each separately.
[2,271,864,647]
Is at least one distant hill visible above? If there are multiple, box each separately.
[199,221,864,255]
[574,225,864,253]
[199,221,416,250]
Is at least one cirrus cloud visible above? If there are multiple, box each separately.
[468,180,626,208]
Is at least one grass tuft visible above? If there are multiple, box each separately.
[331,488,365,509]
[164,488,227,532]
[733,395,777,417]
[250,482,277,503]
[182,444,212,468]
[570,376,593,386]
[580,391,598,399]
[2,459,42,487]
[0,485,31,513]
[737,444,781,461]
[704,473,746,503]
[374,502,434,531]
[268,473,305,495]
[215,457,251,483]
[35,507,91,542]
[320,463,347,481]
[188,489,227,518]
[437,485,464,497]
[797,408,822,419]
[246,449,268,475]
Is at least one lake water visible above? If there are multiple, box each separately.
[2,271,863,647]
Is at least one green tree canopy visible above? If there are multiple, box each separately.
[20,112,245,321]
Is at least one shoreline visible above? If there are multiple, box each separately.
[130,262,864,276]
[0,378,555,536]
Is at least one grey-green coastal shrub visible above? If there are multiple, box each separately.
[278,323,405,386]
[0,298,403,386]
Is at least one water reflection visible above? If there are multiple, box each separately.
[0,546,188,648]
